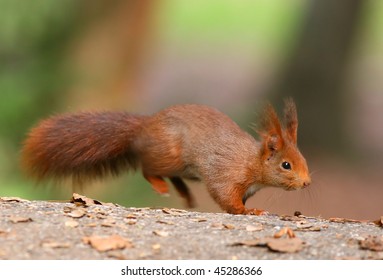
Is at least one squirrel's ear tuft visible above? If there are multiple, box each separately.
[258,103,284,153]
[283,98,298,144]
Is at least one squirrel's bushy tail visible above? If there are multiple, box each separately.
[21,111,146,184]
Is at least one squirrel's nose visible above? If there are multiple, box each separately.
[302,178,311,188]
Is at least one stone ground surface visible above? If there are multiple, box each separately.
[0,196,382,260]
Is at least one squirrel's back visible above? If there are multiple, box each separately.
[134,104,259,179]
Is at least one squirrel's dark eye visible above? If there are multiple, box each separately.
[282,161,291,170]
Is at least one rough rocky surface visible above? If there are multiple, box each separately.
[0,196,382,260]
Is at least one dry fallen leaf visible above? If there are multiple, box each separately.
[65,220,79,228]
[294,211,302,216]
[0,197,29,203]
[153,230,169,237]
[267,238,304,253]
[42,241,71,249]
[9,216,32,223]
[280,215,302,222]
[125,214,138,219]
[83,235,133,252]
[246,223,263,232]
[329,217,368,224]
[125,219,137,225]
[359,236,383,252]
[191,218,208,222]
[85,223,97,227]
[295,223,322,232]
[66,209,86,218]
[274,227,296,238]
[101,219,116,227]
[232,239,266,247]
[211,223,223,228]
[71,193,102,206]
[373,216,383,227]
[329,217,346,223]
[152,244,161,250]
[162,208,187,215]
[223,224,235,230]
[156,220,175,225]
[232,236,304,253]
[0,229,10,237]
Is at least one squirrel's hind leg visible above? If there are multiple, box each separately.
[170,177,196,208]
[144,174,170,195]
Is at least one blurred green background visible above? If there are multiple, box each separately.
[1,0,382,219]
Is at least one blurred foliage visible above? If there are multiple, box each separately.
[0,1,305,202]
[0,0,79,145]
[0,0,80,199]
[0,1,382,213]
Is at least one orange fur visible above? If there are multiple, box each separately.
[21,101,311,215]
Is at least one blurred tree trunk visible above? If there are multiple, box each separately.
[271,0,366,156]
[66,0,158,110]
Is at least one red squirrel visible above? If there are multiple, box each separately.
[21,99,311,215]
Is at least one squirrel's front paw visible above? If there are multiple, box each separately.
[244,208,269,216]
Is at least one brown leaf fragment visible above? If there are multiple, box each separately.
[156,220,175,225]
[246,223,263,232]
[267,238,304,253]
[329,217,346,223]
[153,230,169,237]
[296,226,321,232]
[359,236,383,252]
[335,233,344,239]
[329,217,369,224]
[232,236,304,253]
[191,218,208,222]
[66,209,86,218]
[65,220,79,228]
[9,216,33,223]
[373,216,383,227]
[294,211,302,216]
[83,235,133,252]
[295,222,321,232]
[223,224,235,230]
[280,215,301,222]
[152,243,161,250]
[63,206,74,213]
[85,223,97,227]
[274,227,295,238]
[125,220,137,225]
[95,213,107,219]
[0,197,29,203]
[162,208,187,215]
[0,229,10,237]
[231,238,269,247]
[211,223,223,228]
[71,193,102,206]
[125,214,138,219]
[162,208,175,214]
[42,241,71,249]
[101,219,116,227]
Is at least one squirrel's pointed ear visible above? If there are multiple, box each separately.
[258,103,284,152]
[284,98,298,144]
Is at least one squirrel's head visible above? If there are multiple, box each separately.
[257,98,311,190]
